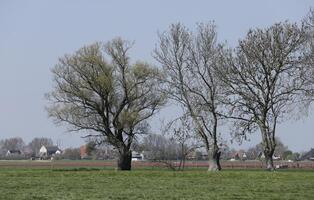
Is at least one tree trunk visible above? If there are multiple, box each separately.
[208,146,221,171]
[117,149,132,170]
[264,149,275,171]
[260,124,276,171]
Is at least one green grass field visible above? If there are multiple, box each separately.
[0,168,313,200]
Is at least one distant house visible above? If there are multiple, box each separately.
[257,152,281,160]
[80,145,88,159]
[39,145,61,158]
[6,150,22,157]
[301,148,314,161]
[230,150,247,161]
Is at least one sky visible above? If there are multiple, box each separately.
[0,0,313,151]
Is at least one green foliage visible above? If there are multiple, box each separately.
[283,150,293,160]
[47,38,166,169]
[0,169,313,199]
[86,141,97,156]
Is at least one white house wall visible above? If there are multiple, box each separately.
[39,146,47,155]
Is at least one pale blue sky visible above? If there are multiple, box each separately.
[0,0,313,151]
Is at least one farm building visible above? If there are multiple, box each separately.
[257,152,281,160]
[6,150,22,156]
[39,145,61,158]
[132,151,144,161]
[230,150,247,161]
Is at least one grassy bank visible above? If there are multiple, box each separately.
[0,168,313,199]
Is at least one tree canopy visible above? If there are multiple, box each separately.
[47,38,165,170]
[219,22,312,170]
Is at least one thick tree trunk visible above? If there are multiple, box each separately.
[208,146,221,171]
[264,149,275,171]
[259,123,276,171]
[117,150,132,170]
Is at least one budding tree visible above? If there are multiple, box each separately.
[154,23,226,171]
[47,38,165,170]
[219,22,311,170]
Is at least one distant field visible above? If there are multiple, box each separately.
[0,168,313,200]
[0,160,314,170]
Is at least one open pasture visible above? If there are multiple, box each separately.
[0,164,313,199]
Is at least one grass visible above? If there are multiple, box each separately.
[0,168,313,200]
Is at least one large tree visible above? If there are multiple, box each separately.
[219,22,311,170]
[154,23,226,171]
[47,38,165,170]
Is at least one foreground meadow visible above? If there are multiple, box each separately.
[0,168,313,200]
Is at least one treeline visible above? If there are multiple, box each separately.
[136,134,300,161]
[46,9,314,171]
[0,137,81,160]
[89,133,301,165]
[0,137,53,159]
[0,134,304,165]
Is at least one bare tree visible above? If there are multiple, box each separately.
[304,9,314,44]
[154,23,226,171]
[142,133,178,162]
[28,137,54,156]
[246,144,264,160]
[306,8,314,27]
[303,9,314,102]
[0,137,25,153]
[163,115,201,170]
[62,148,81,160]
[47,38,165,170]
[274,138,289,159]
[219,22,311,170]
[95,144,117,160]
